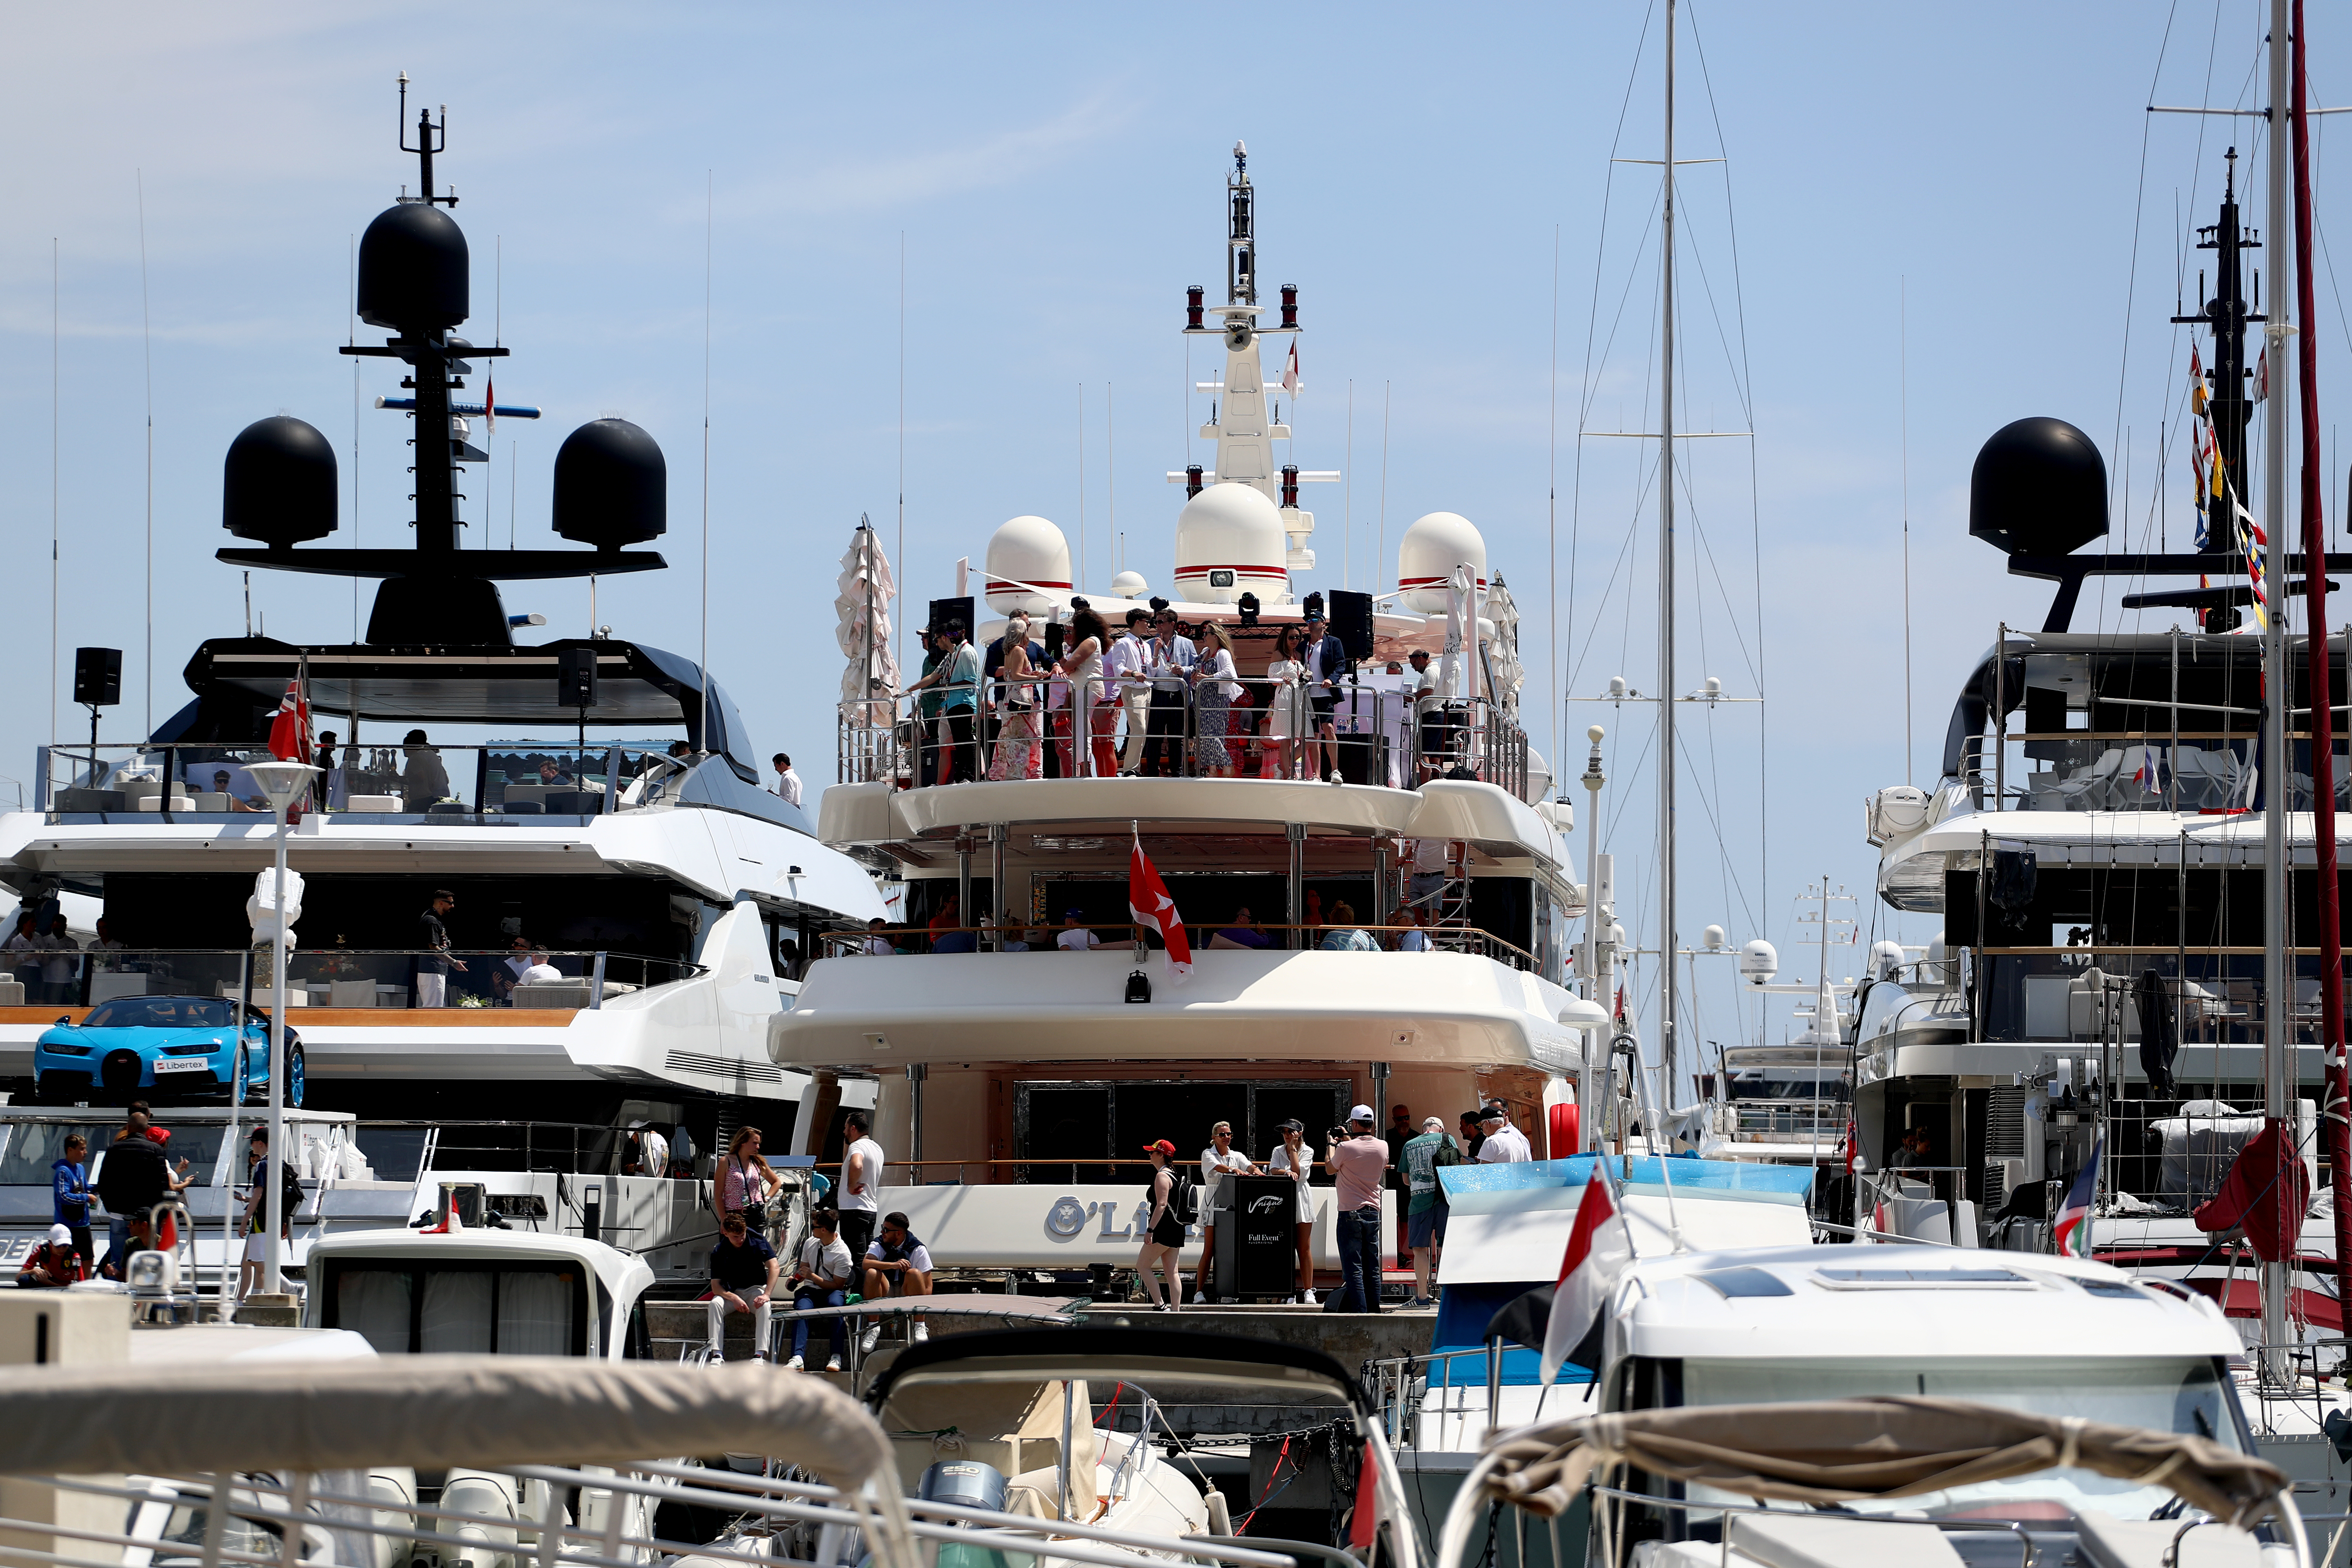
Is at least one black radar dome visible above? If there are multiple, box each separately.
[356,202,469,332]
[553,418,667,550]
[223,416,337,547]
[1969,416,2107,558]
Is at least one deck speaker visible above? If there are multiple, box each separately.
[1328,590,1374,660]
[557,647,600,710]
[72,648,122,708]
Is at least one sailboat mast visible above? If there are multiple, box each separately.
[2260,0,2293,1383]
[1657,0,1681,1111]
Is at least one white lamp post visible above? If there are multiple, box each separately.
[245,759,318,1296]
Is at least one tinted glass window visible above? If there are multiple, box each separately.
[82,997,236,1029]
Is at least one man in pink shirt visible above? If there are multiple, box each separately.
[1321,1104,1390,1314]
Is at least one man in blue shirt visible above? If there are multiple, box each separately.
[1210,907,1273,950]
[706,1211,780,1364]
[51,1133,91,1277]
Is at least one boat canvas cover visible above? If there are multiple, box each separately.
[0,1355,890,1490]
[1436,1157,1814,1286]
[1455,1397,2286,1530]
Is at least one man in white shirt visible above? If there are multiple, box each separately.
[783,1209,854,1371]
[772,752,803,808]
[860,918,896,956]
[837,1112,885,1262]
[1056,911,1102,951]
[1141,607,1197,777]
[1194,1120,1258,1304]
[1475,1104,1533,1163]
[1406,836,1449,915]
[1106,609,1154,774]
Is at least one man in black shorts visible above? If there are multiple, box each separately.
[1301,610,1348,782]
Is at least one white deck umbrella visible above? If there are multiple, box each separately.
[836,525,900,728]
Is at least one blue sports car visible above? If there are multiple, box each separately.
[34,996,304,1107]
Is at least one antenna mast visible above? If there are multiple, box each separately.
[1657,0,1682,1109]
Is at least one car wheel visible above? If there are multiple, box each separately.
[232,1043,251,1107]
[286,1042,305,1108]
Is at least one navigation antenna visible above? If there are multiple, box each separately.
[396,73,458,208]
[1226,141,1255,306]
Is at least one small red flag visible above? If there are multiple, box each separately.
[1128,835,1193,982]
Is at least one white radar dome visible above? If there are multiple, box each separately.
[1738,938,1779,986]
[1173,482,1288,605]
[1397,511,1488,614]
[983,515,1072,615]
[1870,939,1907,980]
[1109,570,1149,600]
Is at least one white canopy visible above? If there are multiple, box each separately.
[836,525,901,726]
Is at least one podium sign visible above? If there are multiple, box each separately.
[1214,1174,1299,1301]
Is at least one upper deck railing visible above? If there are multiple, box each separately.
[839,670,1530,798]
[815,918,1539,968]
[30,742,701,824]
[3,946,700,1012]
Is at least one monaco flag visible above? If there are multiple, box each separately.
[1129,834,1193,983]
[266,678,312,765]
[1539,1167,1635,1385]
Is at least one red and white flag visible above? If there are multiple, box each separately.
[1282,339,1299,396]
[1128,834,1193,983]
[1539,1166,1635,1385]
[267,678,312,765]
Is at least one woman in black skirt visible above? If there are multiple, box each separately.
[1138,1139,1185,1311]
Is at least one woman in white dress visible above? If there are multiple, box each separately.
[1261,625,1307,779]
[1054,606,1116,778]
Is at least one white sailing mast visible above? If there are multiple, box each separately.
[1656,0,1683,1107]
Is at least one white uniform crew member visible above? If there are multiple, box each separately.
[1193,1120,1258,1304]
[1474,1104,1533,1163]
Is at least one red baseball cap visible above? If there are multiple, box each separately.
[1141,1139,1178,1156]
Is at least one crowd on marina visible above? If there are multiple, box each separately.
[693,1097,1533,1362]
[848,893,1444,959]
[887,603,1471,786]
[18,1100,298,1300]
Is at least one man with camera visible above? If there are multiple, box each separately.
[1322,1106,1390,1313]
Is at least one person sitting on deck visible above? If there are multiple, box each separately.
[1208,907,1273,950]
[784,1208,855,1372]
[857,1210,935,1353]
[16,1224,85,1289]
[706,1211,779,1364]
[1318,903,1377,952]
[860,918,897,956]
[1056,910,1101,951]
[1393,906,1433,952]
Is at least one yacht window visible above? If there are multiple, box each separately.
[336,1268,414,1356]
[320,1260,589,1356]
[1678,1357,2240,1522]
[422,1271,494,1354]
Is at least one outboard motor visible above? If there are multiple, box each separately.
[919,1461,1011,1568]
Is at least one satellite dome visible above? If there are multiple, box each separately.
[552,419,666,550]
[1397,512,1488,614]
[1969,417,2107,558]
[1172,482,1287,605]
[355,202,469,332]
[1738,938,1779,986]
[1108,570,1149,600]
[983,516,1072,614]
[222,416,337,547]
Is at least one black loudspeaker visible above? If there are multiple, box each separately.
[1213,1175,1299,1301]
[72,648,122,707]
[1328,589,1374,660]
[927,596,977,641]
[557,647,600,709]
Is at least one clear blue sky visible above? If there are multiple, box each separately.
[4,3,2347,1065]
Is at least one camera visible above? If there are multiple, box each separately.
[1327,1125,1348,1143]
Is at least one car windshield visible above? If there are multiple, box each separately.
[82,997,236,1029]
[1677,1357,2238,1524]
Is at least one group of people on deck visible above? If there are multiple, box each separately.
[701,1113,930,1369]
[894,601,1460,786]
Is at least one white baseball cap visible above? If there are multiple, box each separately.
[1422,1116,1445,1132]
[1348,1104,1376,1122]
[47,1223,70,1246]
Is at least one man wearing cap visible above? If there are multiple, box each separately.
[415,889,465,1008]
[1056,910,1102,951]
[1265,1119,1318,1305]
[1476,1104,1532,1164]
[1300,610,1350,782]
[1322,1105,1389,1313]
[1193,1121,1259,1304]
[17,1223,85,1288]
[1401,1116,1462,1306]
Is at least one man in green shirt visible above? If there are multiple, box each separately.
[1401,1114,1461,1307]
